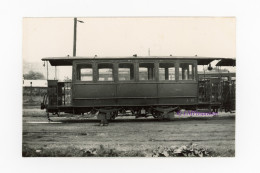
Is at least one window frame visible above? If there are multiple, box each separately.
[158,61,177,82]
[117,62,135,82]
[138,61,157,82]
[97,62,115,82]
[177,60,197,82]
[73,59,197,83]
[74,62,94,83]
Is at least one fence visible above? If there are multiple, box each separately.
[23,87,47,96]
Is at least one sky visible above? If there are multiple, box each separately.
[22,17,236,79]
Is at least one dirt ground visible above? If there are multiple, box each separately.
[22,108,235,156]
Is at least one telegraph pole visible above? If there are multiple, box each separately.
[73,18,77,57]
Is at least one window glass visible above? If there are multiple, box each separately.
[118,63,134,81]
[77,64,93,81]
[221,77,229,81]
[98,63,114,81]
[139,63,155,80]
[179,63,195,80]
[159,63,175,80]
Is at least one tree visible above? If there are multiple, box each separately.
[23,71,45,80]
[63,76,72,82]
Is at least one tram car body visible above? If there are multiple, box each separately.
[41,56,235,119]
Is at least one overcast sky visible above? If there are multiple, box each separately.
[22,17,236,79]
[23,17,235,61]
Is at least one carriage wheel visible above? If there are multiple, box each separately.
[109,111,117,120]
[153,112,163,119]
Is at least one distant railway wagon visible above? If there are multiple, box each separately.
[198,72,235,112]
[41,56,236,120]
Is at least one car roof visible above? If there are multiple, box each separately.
[42,56,235,66]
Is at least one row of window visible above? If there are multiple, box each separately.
[76,63,196,81]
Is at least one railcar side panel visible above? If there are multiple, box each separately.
[117,83,157,97]
[73,83,117,106]
[72,82,198,107]
[117,83,157,105]
[73,83,116,98]
[158,83,197,96]
[157,83,197,105]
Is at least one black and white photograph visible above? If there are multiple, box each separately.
[2,0,260,172]
[22,17,236,157]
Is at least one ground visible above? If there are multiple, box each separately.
[22,107,235,157]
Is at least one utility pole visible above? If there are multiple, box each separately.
[73,18,84,57]
[73,18,77,57]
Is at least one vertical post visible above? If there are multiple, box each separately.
[55,66,57,80]
[176,61,179,82]
[148,67,152,80]
[203,65,205,79]
[228,71,232,111]
[182,68,185,80]
[73,18,77,57]
[64,84,65,105]
[165,68,169,80]
[30,82,33,102]
[47,61,48,80]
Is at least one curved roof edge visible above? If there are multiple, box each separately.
[216,58,236,66]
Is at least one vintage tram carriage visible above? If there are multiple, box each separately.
[41,56,235,120]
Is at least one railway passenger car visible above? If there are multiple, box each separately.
[41,56,235,120]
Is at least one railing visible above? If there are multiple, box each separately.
[62,82,72,105]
